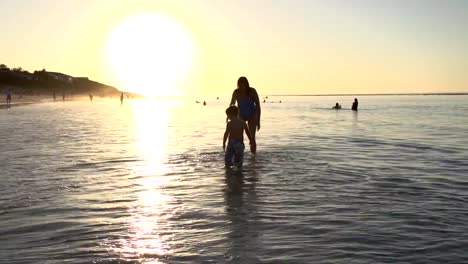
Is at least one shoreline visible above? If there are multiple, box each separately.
[0,95,50,109]
[0,95,97,109]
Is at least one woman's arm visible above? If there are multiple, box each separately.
[229,89,237,106]
[252,88,261,131]
[227,90,237,123]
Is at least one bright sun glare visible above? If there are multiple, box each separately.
[106,13,195,96]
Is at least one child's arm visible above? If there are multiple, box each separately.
[244,122,253,145]
[223,123,229,151]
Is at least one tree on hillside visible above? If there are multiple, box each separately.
[0,64,9,70]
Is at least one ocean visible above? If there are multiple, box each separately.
[1,95,467,263]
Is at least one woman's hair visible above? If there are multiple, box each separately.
[237,76,251,95]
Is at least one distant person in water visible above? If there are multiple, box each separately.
[6,89,12,108]
[229,76,261,153]
[62,92,65,101]
[53,90,56,101]
[223,105,253,167]
[89,94,93,102]
[203,101,207,106]
[352,98,358,111]
[332,103,341,109]
[120,92,124,105]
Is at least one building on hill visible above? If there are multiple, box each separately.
[73,77,89,82]
[46,72,74,83]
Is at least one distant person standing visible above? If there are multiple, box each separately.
[229,76,261,153]
[6,88,12,108]
[352,98,358,111]
[89,94,93,102]
[62,92,65,101]
[120,92,124,105]
[53,90,56,101]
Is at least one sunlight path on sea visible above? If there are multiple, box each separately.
[105,99,176,263]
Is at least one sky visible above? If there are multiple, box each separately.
[1,0,467,96]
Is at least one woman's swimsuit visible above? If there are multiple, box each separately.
[237,95,257,120]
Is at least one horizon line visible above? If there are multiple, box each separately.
[267,92,468,97]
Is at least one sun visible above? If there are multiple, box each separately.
[106,13,195,96]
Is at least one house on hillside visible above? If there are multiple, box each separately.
[73,77,89,82]
[47,72,74,83]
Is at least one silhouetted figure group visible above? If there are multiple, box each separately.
[332,98,359,111]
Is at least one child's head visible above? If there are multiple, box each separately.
[225,105,238,119]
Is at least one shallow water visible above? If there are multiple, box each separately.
[1,95,468,263]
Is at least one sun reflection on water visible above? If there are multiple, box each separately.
[108,99,181,262]
[133,99,172,176]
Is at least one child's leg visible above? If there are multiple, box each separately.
[233,142,245,167]
[225,143,234,166]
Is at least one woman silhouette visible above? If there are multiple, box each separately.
[229,77,261,153]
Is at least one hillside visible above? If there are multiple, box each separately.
[0,64,120,96]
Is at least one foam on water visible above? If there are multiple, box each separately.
[1,95,468,263]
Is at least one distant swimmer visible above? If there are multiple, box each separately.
[196,100,200,104]
[217,97,219,100]
[203,101,207,106]
[223,105,253,167]
[352,98,358,111]
[332,103,342,109]
[6,88,12,108]
[120,92,124,105]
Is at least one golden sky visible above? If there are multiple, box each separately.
[1,0,467,96]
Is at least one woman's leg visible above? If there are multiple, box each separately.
[247,115,258,153]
